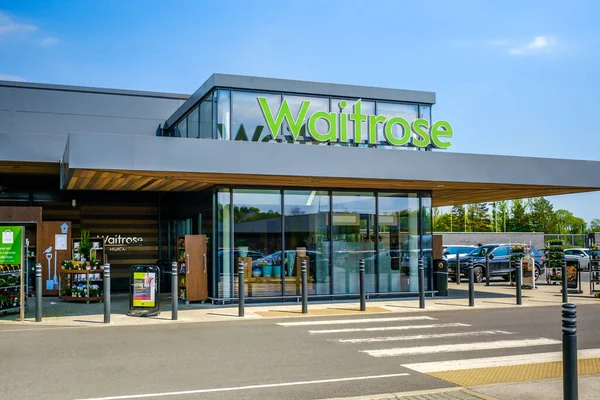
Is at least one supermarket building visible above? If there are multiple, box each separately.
[2,73,600,302]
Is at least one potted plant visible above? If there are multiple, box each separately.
[261,260,272,278]
[79,230,91,262]
[271,256,282,277]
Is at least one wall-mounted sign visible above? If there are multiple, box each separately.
[0,226,22,264]
[258,97,453,149]
[100,234,144,253]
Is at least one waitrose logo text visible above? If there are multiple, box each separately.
[258,97,452,149]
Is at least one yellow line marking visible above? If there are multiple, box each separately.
[429,358,600,387]
[256,306,390,317]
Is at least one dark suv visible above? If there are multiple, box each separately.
[448,244,544,283]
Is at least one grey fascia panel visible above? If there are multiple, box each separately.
[65,132,600,190]
[0,133,67,162]
[164,73,436,129]
[0,80,189,100]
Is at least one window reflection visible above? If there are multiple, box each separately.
[232,91,281,142]
[217,190,232,298]
[332,192,376,294]
[234,189,282,298]
[376,102,418,149]
[329,99,375,147]
[377,193,419,292]
[284,190,330,295]
[199,93,213,139]
[282,95,329,145]
[187,106,199,138]
[216,90,230,140]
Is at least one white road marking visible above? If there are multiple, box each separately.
[402,348,600,373]
[362,338,561,358]
[336,330,514,344]
[309,322,470,335]
[277,316,435,327]
[76,372,411,400]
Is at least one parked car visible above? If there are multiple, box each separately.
[564,248,590,271]
[443,245,477,262]
[448,244,544,283]
[217,249,264,272]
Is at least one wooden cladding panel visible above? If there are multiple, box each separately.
[68,170,211,192]
[0,161,59,175]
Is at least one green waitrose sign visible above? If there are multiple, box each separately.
[0,226,23,264]
[258,97,453,149]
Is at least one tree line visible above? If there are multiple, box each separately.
[433,198,597,234]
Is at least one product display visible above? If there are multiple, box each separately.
[590,243,600,297]
[59,261,105,303]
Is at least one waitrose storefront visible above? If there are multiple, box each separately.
[2,73,600,302]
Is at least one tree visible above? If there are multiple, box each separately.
[510,199,530,232]
[466,203,492,232]
[434,213,452,232]
[555,209,586,234]
[497,201,509,232]
[590,218,600,232]
[451,205,466,232]
[528,197,556,233]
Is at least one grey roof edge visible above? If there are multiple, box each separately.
[63,133,600,190]
[164,73,437,129]
[0,79,190,100]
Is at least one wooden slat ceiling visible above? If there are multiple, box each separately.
[0,161,60,175]
[65,168,596,207]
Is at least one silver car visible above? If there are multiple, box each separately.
[564,248,590,271]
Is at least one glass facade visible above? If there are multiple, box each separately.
[167,88,432,150]
[214,188,431,300]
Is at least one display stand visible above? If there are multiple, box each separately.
[545,240,564,285]
[589,244,600,297]
[73,236,105,264]
[59,264,104,304]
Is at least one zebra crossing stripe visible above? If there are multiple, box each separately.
[277,316,435,327]
[361,338,561,357]
[309,322,470,335]
[335,330,514,344]
[402,348,600,373]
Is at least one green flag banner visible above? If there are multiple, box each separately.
[0,226,23,264]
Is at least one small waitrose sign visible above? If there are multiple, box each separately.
[258,97,453,149]
[101,234,144,253]
[0,226,22,264]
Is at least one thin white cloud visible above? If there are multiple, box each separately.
[509,36,555,55]
[0,11,37,35]
[0,74,26,82]
[40,36,60,46]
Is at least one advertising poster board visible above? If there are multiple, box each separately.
[132,272,156,307]
[521,256,535,289]
[0,226,22,264]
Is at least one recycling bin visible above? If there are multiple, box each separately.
[433,259,448,296]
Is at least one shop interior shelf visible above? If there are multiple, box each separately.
[0,271,20,276]
[59,296,103,302]
[60,269,104,274]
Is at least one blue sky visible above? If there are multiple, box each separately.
[1,0,599,222]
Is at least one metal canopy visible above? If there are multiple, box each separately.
[60,132,600,207]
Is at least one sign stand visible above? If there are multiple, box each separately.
[0,226,26,321]
[127,265,160,317]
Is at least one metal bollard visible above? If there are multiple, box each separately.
[516,260,522,305]
[562,258,568,303]
[301,259,308,314]
[35,263,42,322]
[456,257,461,285]
[468,259,475,307]
[562,303,578,400]
[485,254,490,286]
[238,260,245,317]
[104,263,111,323]
[418,257,425,309]
[171,261,178,321]
[359,260,366,311]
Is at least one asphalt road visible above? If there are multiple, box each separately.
[2,304,600,400]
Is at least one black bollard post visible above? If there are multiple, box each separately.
[418,257,425,309]
[35,263,42,322]
[468,258,475,307]
[562,258,568,303]
[104,263,111,324]
[516,259,522,305]
[562,303,578,400]
[238,260,245,317]
[456,257,461,285]
[485,254,490,286]
[171,261,178,321]
[359,260,366,311]
[301,259,308,314]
